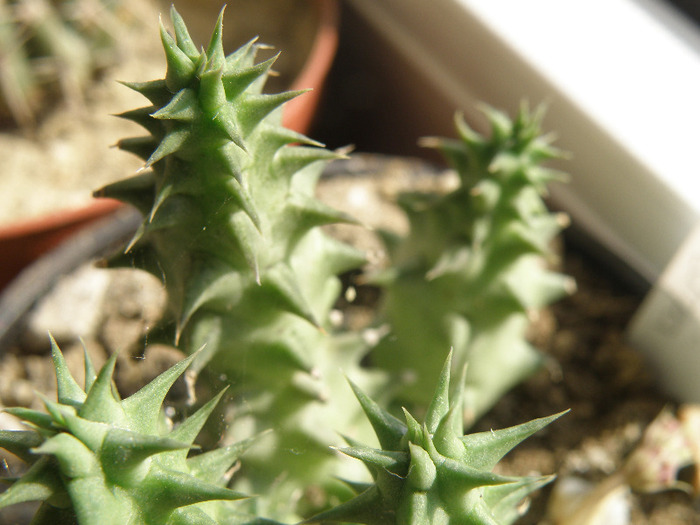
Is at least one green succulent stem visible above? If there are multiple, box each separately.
[372,104,574,423]
[0,3,580,525]
[96,7,384,519]
[307,352,566,524]
[0,335,268,525]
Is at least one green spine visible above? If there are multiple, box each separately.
[0,336,267,525]
[372,104,574,421]
[307,352,565,524]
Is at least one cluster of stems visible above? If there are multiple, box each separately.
[0,6,571,524]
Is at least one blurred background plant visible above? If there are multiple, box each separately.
[0,0,141,129]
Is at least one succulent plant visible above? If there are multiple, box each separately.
[307,352,565,525]
[371,104,575,422]
[0,336,274,525]
[0,0,128,128]
[95,6,384,518]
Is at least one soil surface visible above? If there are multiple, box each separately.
[487,247,700,524]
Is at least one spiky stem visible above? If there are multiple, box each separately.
[372,104,574,422]
[307,352,566,524]
[96,7,384,518]
[0,336,269,525]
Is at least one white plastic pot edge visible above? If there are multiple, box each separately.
[349,0,700,282]
[348,0,700,401]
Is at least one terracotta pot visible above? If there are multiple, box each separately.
[0,0,339,292]
[283,0,340,133]
[0,199,123,292]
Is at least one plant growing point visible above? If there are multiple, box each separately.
[0,336,270,525]
[307,352,566,524]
